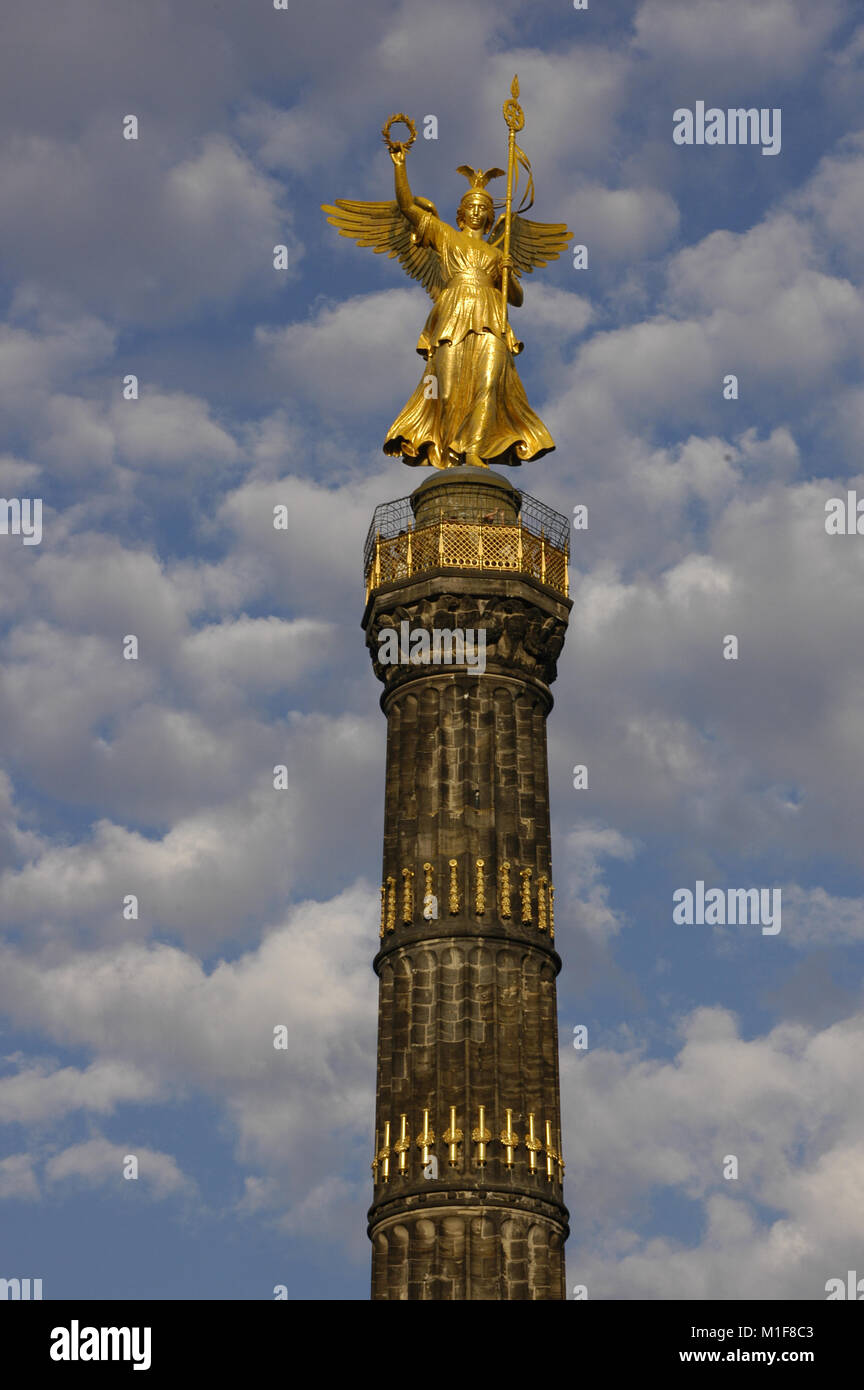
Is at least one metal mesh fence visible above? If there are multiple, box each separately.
[363,486,569,596]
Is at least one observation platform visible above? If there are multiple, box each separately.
[363,467,569,600]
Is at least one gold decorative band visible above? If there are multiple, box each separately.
[475,857,485,914]
[443,1105,463,1166]
[499,860,512,918]
[415,1108,435,1164]
[394,1113,411,1174]
[537,874,548,931]
[448,858,460,914]
[520,866,532,924]
[372,1107,561,1182]
[401,867,414,924]
[471,1105,492,1166]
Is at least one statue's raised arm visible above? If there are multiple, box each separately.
[322,116,446,303]
[321,92,573,470]
[389,135,420,225]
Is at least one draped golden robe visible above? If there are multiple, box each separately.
[384,211,555,468]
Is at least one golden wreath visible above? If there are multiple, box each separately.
[381,113,417,155]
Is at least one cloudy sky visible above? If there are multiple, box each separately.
[1,0,863,1301]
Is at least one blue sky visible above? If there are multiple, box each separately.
[1,0,864,1300]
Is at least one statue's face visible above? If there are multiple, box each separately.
[459,197,492,232]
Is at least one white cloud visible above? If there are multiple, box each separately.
[45,1138,191,1199]
[634,0,846,78]
[256,289,425,418]
[560,823,638,942]
[0,1152,39,1200]
[0,886,378,1201]
[563,1006,864,1298]
[795,132,864,278]
[0,312,115,409]
[177,615,335,704]
[0,1059,160,1125]
[111,390,240,469]
[781,886,864,948]
[0,131,297,323]
[563,184,680,263]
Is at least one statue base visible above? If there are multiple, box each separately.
[410,467,521,530]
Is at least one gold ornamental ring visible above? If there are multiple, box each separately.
[382,113,417,153]
[503,98,524,132]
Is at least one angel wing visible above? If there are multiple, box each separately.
[321,197,446,301]
[488,213,572,275]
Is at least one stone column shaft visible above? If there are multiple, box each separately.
[363,474,570,1300]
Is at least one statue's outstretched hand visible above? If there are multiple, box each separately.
[389,148,406,167]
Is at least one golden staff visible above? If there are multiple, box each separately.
[500,74,524,330]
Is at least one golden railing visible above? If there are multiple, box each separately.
[365,520,569,600]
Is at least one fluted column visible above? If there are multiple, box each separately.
[362,471,571,1300]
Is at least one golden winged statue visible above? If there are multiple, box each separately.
[322,94,572,469]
